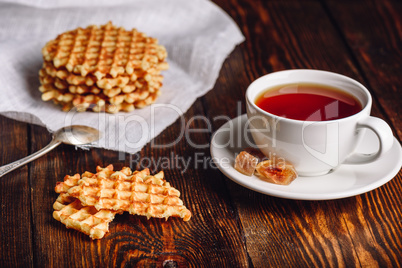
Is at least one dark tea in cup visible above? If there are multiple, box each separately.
[255,83,362,121]
[246,70,393,176]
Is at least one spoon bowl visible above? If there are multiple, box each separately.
[54,125,101,145]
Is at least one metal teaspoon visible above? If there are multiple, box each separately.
[0,125,101,178]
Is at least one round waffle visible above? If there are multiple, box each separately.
[39,22,168,113]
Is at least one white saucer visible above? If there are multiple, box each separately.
[210,114,402,200]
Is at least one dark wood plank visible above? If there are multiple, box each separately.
[322,0,402,265]
[209,0,402,266]
[323,0,402,140]
[0,116,33,267]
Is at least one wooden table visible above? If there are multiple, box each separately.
[1,0,401,267]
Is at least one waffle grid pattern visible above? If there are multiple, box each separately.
[52,165,191,239]
[39,22,168,113]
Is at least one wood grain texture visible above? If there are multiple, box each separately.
[0,0,401,267]
[323,0,402,140]
[0,117,33,267]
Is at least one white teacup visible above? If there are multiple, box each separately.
[246,69,394,176]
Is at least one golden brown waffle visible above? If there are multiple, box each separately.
[40,68,161,96]
[53,166,120,239]
[39,71,160,113]
[42,87,160,113]
[42,61,166,89]
[68,166,192,221]
[52,165,191,239]
[53,193,119,239]
[54,173,81,193]
[42,22,168,78]
[39,22,168,113]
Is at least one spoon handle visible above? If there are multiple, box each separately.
[0,139,62,178]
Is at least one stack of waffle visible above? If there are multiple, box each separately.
[53,165,191,239]
[39,22,168,113]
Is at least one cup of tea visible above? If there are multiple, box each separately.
[245,69,394,176]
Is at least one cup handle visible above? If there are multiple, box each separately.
[344,116,394,164]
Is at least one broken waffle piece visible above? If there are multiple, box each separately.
[53,193,119,239]
[53,165,191,240]
[67,165,192,221]
[234,151,259,176]
[55,173,80,194]
[255,160,298,185]
[52,166,120,239]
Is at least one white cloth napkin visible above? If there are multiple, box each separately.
[0,0,244,154]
